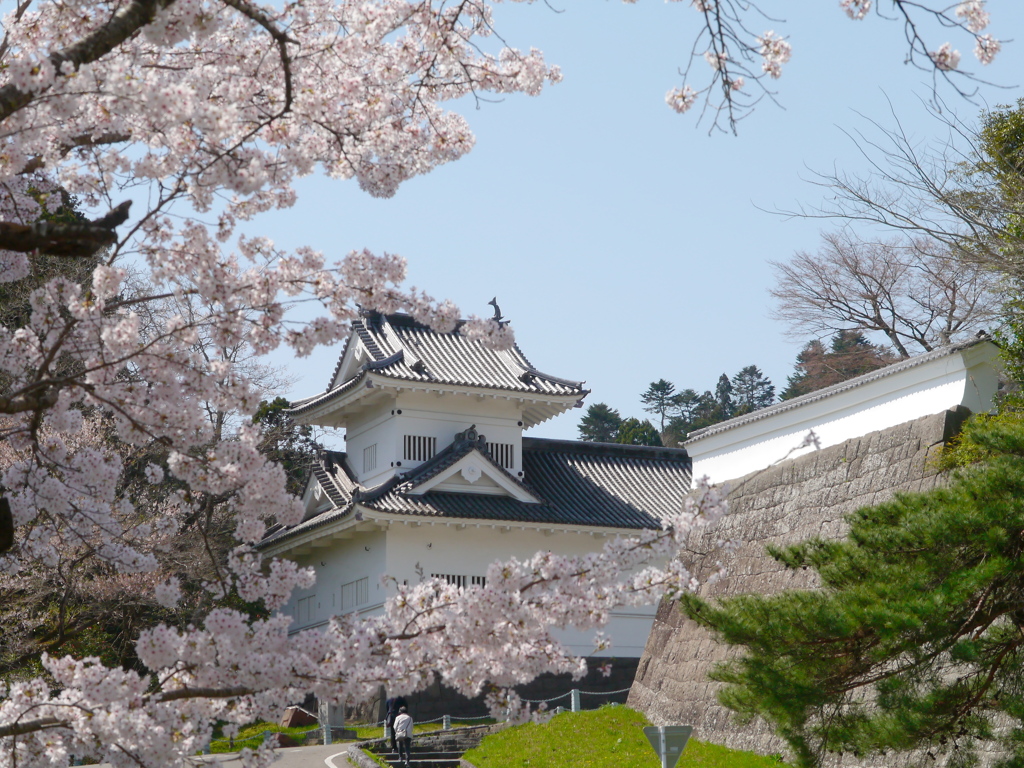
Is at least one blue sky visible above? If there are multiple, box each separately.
[262,1,1024,442]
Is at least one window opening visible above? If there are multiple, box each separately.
[486,442,514,469]
[341,577,369,612]
[404,435,437,462]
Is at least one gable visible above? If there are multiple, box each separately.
[406,449,541,503]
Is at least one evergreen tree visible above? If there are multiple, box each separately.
[616,418,663,447]
[714,373,734,420]
[660,389,702,445]
[640,379,680,432]
[680,417,1024,768]
[674,389,703,425]
[578,403,623,443]
[253,397,322,497]
[730,365,775,415]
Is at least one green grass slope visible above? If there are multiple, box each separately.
[462,706,792,768]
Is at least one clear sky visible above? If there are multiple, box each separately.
[260,1,1024,443]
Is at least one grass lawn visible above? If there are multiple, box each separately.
[347,719,495,741]
[209,722,320,753]
[462,706,793,768]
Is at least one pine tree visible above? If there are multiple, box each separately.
[714,373,734,419]
[616,418,663,447]
[640,379,680,432]
[253,397,322,497]
[730,365,775,415]
[680,417,1024,768]
[578,403,623,443]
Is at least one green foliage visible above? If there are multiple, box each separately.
[976,98,1024,253]
[359,748,392,768]
[731,365,775,415]
[462,706,795,768]
[253,396,321,497]
[208,722,319,753]
[578,402,624,443]
[680,417,1024,767]
[714,373,734,418]
[640,379,679,431]
[617,418,662,447]
[937,410,1024,470]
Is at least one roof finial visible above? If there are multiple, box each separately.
[488,297,507,325]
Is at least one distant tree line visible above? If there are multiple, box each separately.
[578,330,908,446]
[578,364,776,447]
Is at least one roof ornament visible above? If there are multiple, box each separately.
[488,297,509,326]
[454,424,488,450]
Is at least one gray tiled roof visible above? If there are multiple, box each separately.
[685,336,994,443]
[291,312,587,416]
[260,438,692,547]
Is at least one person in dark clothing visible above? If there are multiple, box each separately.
[385,695,408,752]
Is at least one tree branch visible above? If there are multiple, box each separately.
[0,0,175,123]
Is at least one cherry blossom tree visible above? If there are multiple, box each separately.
[0,0,1009,766]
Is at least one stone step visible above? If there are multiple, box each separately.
[375,751,462,758]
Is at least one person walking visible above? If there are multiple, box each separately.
[385,695,408,752]
[394,706,413,767]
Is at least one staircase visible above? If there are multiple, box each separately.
[359,724,503,768]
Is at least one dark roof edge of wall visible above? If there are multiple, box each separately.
[523,437,690,461]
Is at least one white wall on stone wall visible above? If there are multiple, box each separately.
[687,342,1001,485]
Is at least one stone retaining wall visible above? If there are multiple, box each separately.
[627,407,990,767]
[403,657,639,722]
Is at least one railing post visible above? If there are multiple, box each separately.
[443,715,451,730]
[570,689,581,712]
[319,700,332,745]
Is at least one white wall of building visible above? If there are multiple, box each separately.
[280,520,658,657]
[344,391,526,488]
[283,529,388,630]
[686,342,1001,486]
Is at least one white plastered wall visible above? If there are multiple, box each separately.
[686,342,1001,486]
[382,521,657,658]
[282,529,388,631]
[345,390,526,488]
[279,520,658,657]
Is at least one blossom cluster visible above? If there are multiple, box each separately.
[756,31,791,80]
[659,0,1001,131]
[840,0,871,21]
[1,478,729,768]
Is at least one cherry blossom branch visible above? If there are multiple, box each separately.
[0,0,175,122]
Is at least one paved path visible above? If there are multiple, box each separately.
[188,744,359,768]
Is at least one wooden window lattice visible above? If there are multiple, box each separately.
[486,442,514,469]
[404,435,437,462]
[432,573,487,588]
